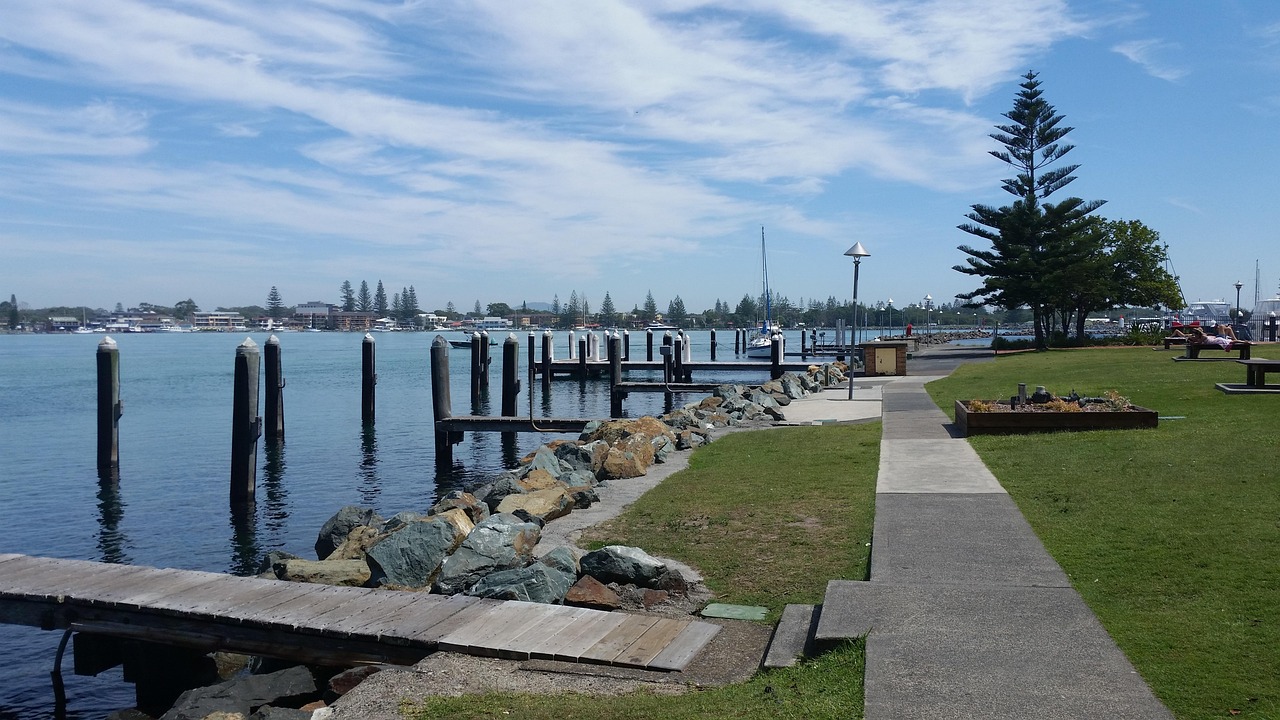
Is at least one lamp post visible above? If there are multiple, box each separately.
[844,242,870,398]
[887,298,894,337]
[924,294,932,343]
[1233,280,1243,327]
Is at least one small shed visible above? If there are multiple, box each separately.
[859,341,908,376]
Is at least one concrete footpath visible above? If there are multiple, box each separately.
[779,346,1174,719]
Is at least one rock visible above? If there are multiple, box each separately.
[580,546,666,587]
[430,491,490,525]
[495,487,574,524]
[327,666,380,697]
[518,468,563,491]
[160,666,318,720]
[365,516,467,589]
[324,525,382,561]
[567,486,599,509]
[381,512,425,533]
[315,506,383,561]
[540,546,579,576]
[780,374,808,398]
[257,551,301,578]
[652,435,674,463]
[524,445,565,475]
[601,445,653,479]
[557,468,596,488]
[481,471,527,512]
[250,708,313,719]
[563,575,621,610]
[433,513,541,595]
[642,589,670,609]
[654,567,688,595]
[553,442,595,474]
[769,391,791,406]
[465,562,575,603]
[277,559,371,587]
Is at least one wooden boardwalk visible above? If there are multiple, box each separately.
[0,554,719,671]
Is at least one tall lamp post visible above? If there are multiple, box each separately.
[844,242,870,398]
[1234,280,1243,327]
[887,298,894,337]
[924,294,932,343]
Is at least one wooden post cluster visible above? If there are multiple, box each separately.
[264,334,285,439]
[362,333,376,424]
[96,336,122,476]
[230,337,261,506]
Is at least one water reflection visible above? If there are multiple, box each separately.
[261,439,288,538]
[95,470,131,565]
[358,424,380,505]
[228,502,260,577]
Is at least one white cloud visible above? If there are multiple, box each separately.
[1112,38,1187,81]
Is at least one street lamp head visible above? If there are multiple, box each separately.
[1234,281,1243,291]
[843,242,870,258]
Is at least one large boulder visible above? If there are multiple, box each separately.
[276,559,370,587]
[315,506,383,560]
[495,487,574,524]
[324,525,381,561]
[433,513,541,595]
[159,665,318,720]
[430,491,490,525]
[564,575,621,610]
[601,443,655,479]
[580,545,667,588]
[365,514,468,589]
[464,562,575,604]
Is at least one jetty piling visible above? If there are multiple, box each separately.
[431,336,459,465]
[264,334,284,439]
[96,336,122,475]
[609,334,624,417]
[501,334,520,418]
[646,329,654,361]
[577,336,589,380]
[541,330,553,392]
[623,329,630,361]
[480,330,491,391]
[771,334,783,380]
[361,333,376,424]
[230,337,261,506]
[710,328,717,361]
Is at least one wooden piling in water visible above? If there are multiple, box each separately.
[361,333,376,424]
[264,334,284,439]
[623,330,630,361]
[609,334,624,417]
[710,328,717,361]
[96,336,121,474]
[673,333,685,383]
[470,332,482,405]
[501,334,520,417]
[646,329,654,361]
[577,336,589,380]
[480,330,491,391]
[734,329,742,354]
[770,334,783,380]
[230,337,261,506]
[431,335,456,465]
[541,330,553,392]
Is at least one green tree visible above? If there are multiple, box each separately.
[487,302,512,318]
[955,71,1105,350]
[563,291,581,327]
[599,292,616,325]
[391,291,403,322]
[374,281,388,316]
[551,295,560,316]
[340,281,355,312]
[6,294,18,330]
[266,286,285,320]
[667,296,687,324]
[445,300,456,317]
[357,281,372,312]
[734,294,758,325]
[173,299,199,321]
[404,286,420,324]
[642,291,658,321]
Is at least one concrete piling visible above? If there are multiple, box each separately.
[264,334,285,439]
[96,336,122,475]
[230,337,261,506]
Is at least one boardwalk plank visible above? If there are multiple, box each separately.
[649,621,722,671]
[410,596,500,644]
[436,601,561,657]
[528,611,627,662]
[0,558,110,597]
[319,591,431,639]
[253,585,376,628]
[578,614,662,665]
[503,606,595,658]
[613,618,691,668]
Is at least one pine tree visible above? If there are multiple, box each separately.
[643,291,658,321]
[357,281,372,312]
[7,294,18,330]
[599,292,616,325]
[473,299,482,316]
[405,286,420,321]
[374,281,388,316]
[551,294,560,316]
[667,295,687,324]
[391,292,403,322]
[340,281,355,312]
[266,286,284,320]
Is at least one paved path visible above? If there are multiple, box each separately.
[815,346,1174,719]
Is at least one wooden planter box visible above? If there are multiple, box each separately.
[954,400,1158,437]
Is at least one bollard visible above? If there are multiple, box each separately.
[609,334,624,417]
[623,329,630,361]
[501,333,520,417]
[361,333,376,424]
[470,331,483,405]
[770,333,783,380]
[230,337,261,506]
[646,329,654,362]
[735,328,742,355]
[541,329,553,391]
[430,335,456,465]
[1270,313,1278,342]
[480,330,491,391]
[578,336,589,380]
[96,336,122,474]
[568,330,577,360]
[800,330,807,360]
[710,328,717,361]
[264,334,285,439]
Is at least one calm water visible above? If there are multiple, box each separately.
[0,328,815,718]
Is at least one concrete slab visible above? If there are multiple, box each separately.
[880,411,957,440]
[870,494,1066,586]
[761,604,818,669]
[877,439,1005,493]
[816,581,1173,720]
[777,388,883,425]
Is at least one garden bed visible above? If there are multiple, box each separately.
[954,399,1158,437]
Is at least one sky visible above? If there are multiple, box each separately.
[2,0,1279,317]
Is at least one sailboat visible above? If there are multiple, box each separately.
[746,227,778,359]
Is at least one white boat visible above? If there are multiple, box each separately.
[746,227,777,359]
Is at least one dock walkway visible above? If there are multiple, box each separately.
[0,554,719,671]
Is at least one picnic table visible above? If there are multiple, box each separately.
[1237,359,1280,388]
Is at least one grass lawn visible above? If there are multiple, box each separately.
[402,423,881,720]
[925,347,1279,720]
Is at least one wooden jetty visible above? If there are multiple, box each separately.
[0,553,720,671]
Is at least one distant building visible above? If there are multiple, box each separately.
[193,311,247,330]
[295,301,335,329]
[331,311,378,332]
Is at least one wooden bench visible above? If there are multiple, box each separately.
[1237,359,1280,388]
[1185,341,1252,360]
[1162,336,1187,349]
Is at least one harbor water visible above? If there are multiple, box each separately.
[0,328,841,718]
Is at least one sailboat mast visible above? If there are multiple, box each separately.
[761,226,771,329]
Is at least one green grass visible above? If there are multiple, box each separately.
[926,347,1280,720]
[402,424,881,719]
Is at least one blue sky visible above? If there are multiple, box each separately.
[2,0,1278,316]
